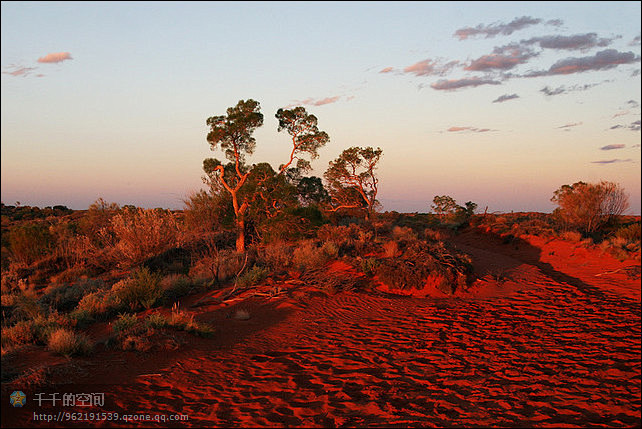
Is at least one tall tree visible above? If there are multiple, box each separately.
[324,146,383,221]
[275,106,330,175]
[205,99,264,252]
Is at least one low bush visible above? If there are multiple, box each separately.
[47,328,92,357]
[112,267,163,311]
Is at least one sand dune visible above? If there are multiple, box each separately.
[2,231,640,427]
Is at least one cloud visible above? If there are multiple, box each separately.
[37,52,72,63]
[379,67,394,73]
[540,82,602,96]
[446,126,493,133]
[454,16,545,40]
[626,100,640,108]
[591,159,632,164]
[465,46,538,71]
[523,33,614,51]
[492,93,519,103]
[403,59,459,76]
[608,120,640,131]
[527,49,640,77]
[288,96,341,108]
[2,65,37,77]
[631,35,641,46]
[600,144,625,150]
[430,77,501,91]
[557,122,582,129]
[612,110,629,118]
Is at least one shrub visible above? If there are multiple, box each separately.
[258,242,293,272]
[39,278,105,312]
[8,223,53,266]
[392,226,417,242]
[113,267,163,311]
[615,222,641,241]
[160,274,193,302]
[47,328,92,357]
[70,289,124,324]
[236,265,269,288]
[112,313,139,335]
[292,241,330,272]
[110,207,182,267]
[551,181,629,235]
[559,231,583,243]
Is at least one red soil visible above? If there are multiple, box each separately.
[2,231,640,428]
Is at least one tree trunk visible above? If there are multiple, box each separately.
[236,218,245,253]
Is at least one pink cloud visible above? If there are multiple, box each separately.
[447,126,493,133]
[492,94,519,103]
[37,52,73,63]
[2,65,37,77]
[379,67,394,73]
[404,59,459,76]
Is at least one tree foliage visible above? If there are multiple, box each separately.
[324,146,383,220]
[275,107,330,175]
[551,181,629,235]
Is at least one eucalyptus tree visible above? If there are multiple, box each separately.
[324,146,383,221]
[275,107,330,176]
[205,99,264,252]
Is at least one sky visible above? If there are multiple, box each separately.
[1,1,641,214]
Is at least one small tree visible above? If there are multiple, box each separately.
[205,99,264,252]
[324,146,383,221]
[432,195,459,220]
[275,107,330,175]
[551,180,629,235]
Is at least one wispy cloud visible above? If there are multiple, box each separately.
[379,67,394,73]
[608,120,640,131]
[492,93,519,103]
[631,35,641,46]
[403,59,459,77]
[287,96,342,108]
[612,110,629,118]
[526,49,640,77]
[557,122,583,129]
[454,16,548,40]
[430,77,501,91]
[626,99,640,108]
[2,65,37,77]
[37,52,72,64]
[600,144,625,150]
[540,82,601,96]
[591,159,632,164]
[446,126,494,133]
[522,33,614,51]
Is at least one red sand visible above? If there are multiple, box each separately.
[2,231,640,427]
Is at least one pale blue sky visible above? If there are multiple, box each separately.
[2,1,641,213]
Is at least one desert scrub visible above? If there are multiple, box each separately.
[292,240,331,272]
[160,274,193,302]
[7,223,53,266]
[258,242,293,272]
[70,289,124,325]
[110,207,183,267]
[39,278,105,312]
[47,328,92,357]
[236,265,270,288]
[112,267,163,311]
[359,257,380,276]
[374,241,473,295]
